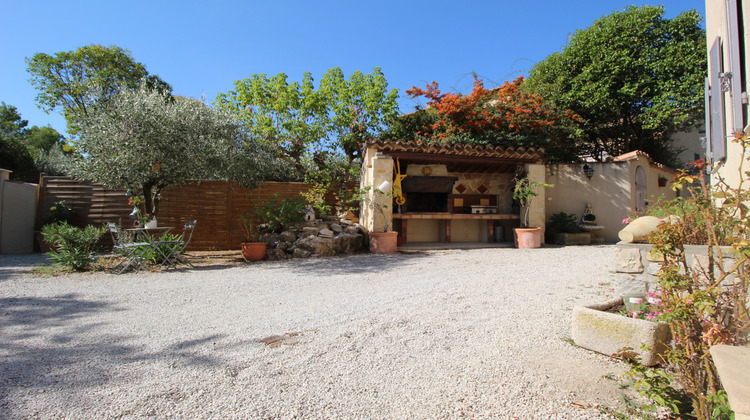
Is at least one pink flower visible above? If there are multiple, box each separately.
[646,313,655,320]
[647,297,663,306]
[622,218,630,225]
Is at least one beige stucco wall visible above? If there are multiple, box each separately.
[546,162,630,243]
[706,0,750,189]
[360,147,394,232]
[0,170,38,254]
[545,160,678,243]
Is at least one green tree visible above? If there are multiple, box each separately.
[0,102,36,181]
[26,44,172,135]
[524,6,706,166]
[216,67,399,177]
[75,85,293,217]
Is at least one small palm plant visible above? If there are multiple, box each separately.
[513,174,552,227]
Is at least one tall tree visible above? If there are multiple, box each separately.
[75,85,293,217]
[396,76,583,162]
[26,44,171,136]
[0,103,35,181]
[524,6,706,165]
[216,67,399,177]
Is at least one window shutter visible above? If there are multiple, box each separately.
[725,0,745,132]
[709,36,727,162]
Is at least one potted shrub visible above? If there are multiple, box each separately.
[238,210,267,262]
[362,185,398,254]
[545,212,590,245]
[512,174,552,248]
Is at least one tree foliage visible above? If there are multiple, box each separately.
[74,85,294,217]
[216,67,400,176]
[0,102,69,182]
[391,76,583,161]
[26,44,172,135]
[524,6,706,166]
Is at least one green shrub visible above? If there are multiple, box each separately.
[42,222,106,271]
[545,212,582,242]
[43,200,77,225]
[254,194,306,233]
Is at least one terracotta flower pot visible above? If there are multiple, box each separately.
[369,231,398,254]
[241,242,267,262]
[514,227,542,248]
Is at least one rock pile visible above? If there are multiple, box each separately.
[262,217,368,260]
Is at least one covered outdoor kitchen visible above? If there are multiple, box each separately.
[360,140,548,246]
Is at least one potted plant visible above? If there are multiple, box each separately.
[238,210,267,262]
[658,174,668,187]
[362,184,398,254]
[512,174,552,248]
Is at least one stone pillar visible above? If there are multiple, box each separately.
[526,164,547,239]
[360,148,394,232]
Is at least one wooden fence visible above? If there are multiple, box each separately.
[37,177,320,251]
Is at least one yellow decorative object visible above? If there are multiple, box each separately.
[454,198,464,207]
[421,166,432,176]
[393,158,407,206]
[480,198,490,206]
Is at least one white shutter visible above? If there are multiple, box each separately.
[709,36,727,162]
[725,0,745,132]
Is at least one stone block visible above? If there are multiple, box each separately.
[615,247,644,273]
[614,274,648,296]
[572,305,670,366]
[710,345,750,420]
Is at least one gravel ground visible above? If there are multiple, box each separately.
[0,246,632,419]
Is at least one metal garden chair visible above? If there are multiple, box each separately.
[107,222,152,274]
[156,220,196,269]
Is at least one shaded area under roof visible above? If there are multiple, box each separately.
[363,140,545,174]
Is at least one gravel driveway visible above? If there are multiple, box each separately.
[1,246,630,419]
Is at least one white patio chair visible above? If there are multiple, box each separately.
[107,222,151,274]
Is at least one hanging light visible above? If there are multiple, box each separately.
[377,180,392,193]
[129,207,139,218]
[583,164,595,180]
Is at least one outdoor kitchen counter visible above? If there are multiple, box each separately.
[393,213,520,243]
[392,213,519,220]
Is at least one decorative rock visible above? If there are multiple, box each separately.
[293,248,311,258]
[300,227,319,238]
[295,235,335,256]
[268,248,290,260]
[279,230,297,243]
[329,223,343,233]
[344,226,360,234]
[318,228,334,238]
[615,247,644,273]
[333,233,364,254]
[265,233,279,248]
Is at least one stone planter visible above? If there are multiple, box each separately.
[554,232,591,245]
[571,299,670,366]
[369,231,398,254]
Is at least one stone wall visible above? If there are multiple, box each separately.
[264,218,368,260]
[614,242,737,296]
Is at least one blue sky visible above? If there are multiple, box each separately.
[1,0,705,138]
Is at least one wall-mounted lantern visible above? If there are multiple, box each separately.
[583,164,594,180]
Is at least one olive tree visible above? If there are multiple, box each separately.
[74,84,292,217]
